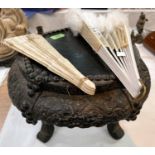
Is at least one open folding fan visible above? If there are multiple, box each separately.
[66,9,142,98]
[3,34,96,95]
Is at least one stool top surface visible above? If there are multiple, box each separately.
[20,29,131,94]
[44,29,113,76]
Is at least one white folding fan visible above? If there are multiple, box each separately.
[3,34,96,95]
[66,9,142,98]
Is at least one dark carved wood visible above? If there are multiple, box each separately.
[131,12,148,44]
[107,122,124,140]
[37,122,54,143]
[7,30,151,143]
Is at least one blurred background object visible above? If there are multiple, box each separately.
[0,8,27,66]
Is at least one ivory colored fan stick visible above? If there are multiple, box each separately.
[3,34,96,95]
[79,22,137,96]
[66,9,142,97]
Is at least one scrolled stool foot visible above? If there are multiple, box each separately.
[37,122,54,143]
[107,122,124,140]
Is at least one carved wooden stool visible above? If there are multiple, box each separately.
[8,29,151,143]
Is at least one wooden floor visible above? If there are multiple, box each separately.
[0,80,11,129]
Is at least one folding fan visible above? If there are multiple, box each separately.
[3,34,96,95]
[66,9,142,98]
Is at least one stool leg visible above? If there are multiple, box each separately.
[37,121,54,143]
[107,122,124,140]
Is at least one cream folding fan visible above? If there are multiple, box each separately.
[66,9,142,98]
[3,34,95,95]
